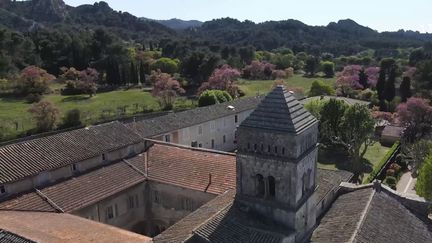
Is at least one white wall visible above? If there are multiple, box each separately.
[154,109,253,152]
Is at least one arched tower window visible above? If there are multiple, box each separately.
[268,176,276,198]
[256,174,265,198]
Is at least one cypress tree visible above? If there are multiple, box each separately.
[384,67,396,102]
[376,68,386,101]
[139,61,146,85]
[400,76,412,102]
[358,69,368,89]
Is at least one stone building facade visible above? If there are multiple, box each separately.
[236,86,319,242]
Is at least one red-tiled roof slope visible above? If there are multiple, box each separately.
[0,160,146,213]
[0,211,150,242]
[128,143,237,195]
[0,121,143,184]
[0,192,55,213]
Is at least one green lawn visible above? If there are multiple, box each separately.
[237,74,336,97]
[0,88,194,141]
[318,142,391,183]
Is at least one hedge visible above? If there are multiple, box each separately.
[365,141,400,183]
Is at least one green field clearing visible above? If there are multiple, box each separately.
[0,88,194,141]
[237,74,336,97]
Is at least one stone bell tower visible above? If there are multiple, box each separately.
[236,85,319,242]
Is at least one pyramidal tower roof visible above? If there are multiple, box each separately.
[240,85,317,134]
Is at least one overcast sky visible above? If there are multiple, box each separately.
[64,0,432,33]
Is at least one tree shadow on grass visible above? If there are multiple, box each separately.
[318,148,373,174]
[61,96,91,102]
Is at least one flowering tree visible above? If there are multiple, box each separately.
[242,61,275,80]
[28,101,60,132]
[60,67,99,97]
[335,65,363,96]
[365,67,380,87]
[397,97,432,142]
[150,70,185,110]
[335,65,380,96]
[198,65,241,97]
[17,66,55,96]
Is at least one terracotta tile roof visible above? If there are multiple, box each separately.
[0,211,150,243]
[0,229,35,243]
[0,143,351,216]
[315,169,353,205]
[0,192,56,213]
[382,125,404,138]
[0,160,146,213]
[153,191,236,243]
[144,142,237,195]
[311,187,432,243]
[127,96,262,138]
[0,121,142,184]
[191,201,290,243]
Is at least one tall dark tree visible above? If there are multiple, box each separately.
[358,69,368,89]
[376,69,386,101]
[400,76,412,102]
[305,56,319,77]
[384,67,396,102]
[130,62,138,84]
[139,61,146,85]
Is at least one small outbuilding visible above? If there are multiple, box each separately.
[380,125,404,146]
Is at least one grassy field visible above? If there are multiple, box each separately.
[237,74,336,97]
[0,87,194,141]
[318,142,391,183]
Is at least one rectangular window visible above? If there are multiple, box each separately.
[164,134,171,143]
[191,141,198,148]
[106,206,114,220]
[127,195,135,209]
[153,190,160,204]
[0,185,5,195]
[235,115,238,123]
[223,135,226,144]
[71,164,78,172]
[198,125,203,135]
[210,121,216,132]
[102,154,106,161]
[211,139,215,149]
[181,197,194,211]
[198,143,202,148]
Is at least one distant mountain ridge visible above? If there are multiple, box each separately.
[0,0,431,55]
[142,18,203,30]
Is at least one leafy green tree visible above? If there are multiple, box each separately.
[28,101,60,132]
[339,104,375,176]
[309,80,336,97]
[402,139,432,175]
[321,61,335,78]
[320,99,348,146]
[304,99,324,120]
[305,56,320,76]
[416,153,432,200]
[151,57,180,74]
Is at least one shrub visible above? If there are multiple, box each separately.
[61,109,82,128]
[198,90,218,107]
[384,176,397,187]
[308,80,336,97]
[25,93,42,103]
[386,169,395,177]
[28,101,60,132]
[389,163,402,174]
[198,90,233,107]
